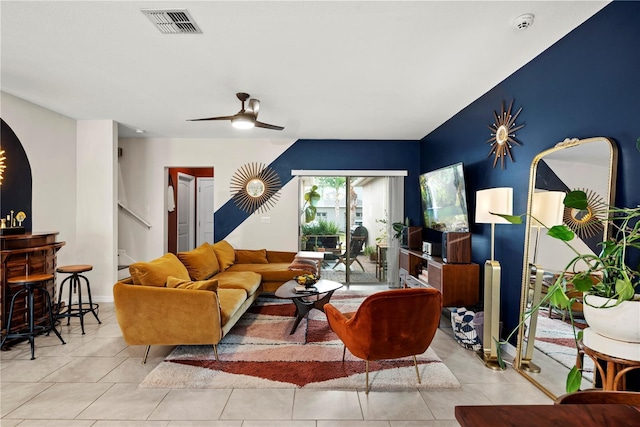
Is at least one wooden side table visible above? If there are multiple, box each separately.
[577,339,640,390]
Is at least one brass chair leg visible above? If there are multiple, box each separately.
[413,355,421,384]
[213,344,219,361]
[342,345,346,362]
[365,360,370,394]
[142,345,151,364]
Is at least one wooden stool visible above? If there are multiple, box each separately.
[0,273,66,359]
[56,265,101,334]
[577,339,640,390]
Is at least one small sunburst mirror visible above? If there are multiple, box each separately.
[486,100,525,169]
[230,162,281,214]
[563,188,607,239]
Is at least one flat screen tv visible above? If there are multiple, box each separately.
[419,162,470,232]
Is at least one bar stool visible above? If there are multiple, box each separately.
[0,273,66,359]
[56,265,101,334]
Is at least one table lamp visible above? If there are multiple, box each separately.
[475,187,513,370]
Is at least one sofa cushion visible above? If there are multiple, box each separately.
[217,288,247,326]
[235,249,269,264]
[129,253,190,287]
[212,240,236,271]
[166,276,219,292]
[214,271,262,296]
[177,243,220,280]
[226,263,300,284]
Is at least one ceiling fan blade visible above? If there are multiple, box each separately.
[247,99,260,117]
[255,120,284,131]
[187,115,235,122]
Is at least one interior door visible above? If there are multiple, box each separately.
[177,172,195,251]
[197,177,215,245]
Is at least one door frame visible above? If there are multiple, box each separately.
[177,172,196,252]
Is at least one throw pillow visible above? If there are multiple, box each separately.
[166,276,219,292]
[288,259,318,274]
[212,240,236,271]
[129,253,190,287]
[177,242,220,280]
[235,249,269,264]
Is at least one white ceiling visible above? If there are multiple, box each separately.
[1,1,609,140]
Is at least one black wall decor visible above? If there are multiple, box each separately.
[0,119,32,232]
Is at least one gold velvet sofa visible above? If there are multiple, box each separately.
[113,240,300,362]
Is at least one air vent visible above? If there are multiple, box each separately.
[142,9,202,34]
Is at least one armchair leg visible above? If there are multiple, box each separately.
[365,360,370,394]
[213,344,219,361]
[342,345,346,362]
[142,345,151,364]
[413,355,421,384]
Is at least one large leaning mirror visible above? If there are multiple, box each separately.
[513,137,618,398]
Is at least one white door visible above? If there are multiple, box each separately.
[177,172,196,251]
[197,177,215,245]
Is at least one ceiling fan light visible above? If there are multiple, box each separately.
[231,116,255,129]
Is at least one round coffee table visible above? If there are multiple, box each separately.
[275,279,343,335]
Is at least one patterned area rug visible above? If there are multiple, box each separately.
[140,290,461,390]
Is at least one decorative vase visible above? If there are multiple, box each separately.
[583,293,640,343]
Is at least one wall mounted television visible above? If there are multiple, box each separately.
[419,162,470,233]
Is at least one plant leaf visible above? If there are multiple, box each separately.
[563,190,588,210]
[616,277,635,301]
[492,213,524,224]
[566,366,582,393]
[549,286,570,309]
[572,275,596,292]
[547,225,575,241]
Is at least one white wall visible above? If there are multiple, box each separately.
[117,137,300,264]
[1,92,78,267]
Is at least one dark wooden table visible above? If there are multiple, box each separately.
[274,279,342,335]
[455,404,640,427]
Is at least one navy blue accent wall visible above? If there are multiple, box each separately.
[421,1,640,336]
[214,139,422,242]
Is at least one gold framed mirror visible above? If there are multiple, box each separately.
[230,162,281,214]
[513,137,618,398]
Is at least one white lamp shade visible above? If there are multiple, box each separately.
[531,191,565,228]
[475,187,513,224]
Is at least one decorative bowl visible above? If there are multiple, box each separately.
[294,273,318,288]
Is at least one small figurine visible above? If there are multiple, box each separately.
[1,218,5,229]
[16,211,26,227]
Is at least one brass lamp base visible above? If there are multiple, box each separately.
[476,349,506,371]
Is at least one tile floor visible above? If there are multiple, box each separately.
[1,286,552,426]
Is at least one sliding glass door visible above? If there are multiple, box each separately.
[298,173,400,286]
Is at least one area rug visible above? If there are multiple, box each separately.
[140,290,461,390]
[526,310,594,381]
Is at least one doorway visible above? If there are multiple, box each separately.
[166,167,214,254]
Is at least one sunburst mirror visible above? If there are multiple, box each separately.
[563,188,607,239]
[230,162,281,214]
[486,100,525,169]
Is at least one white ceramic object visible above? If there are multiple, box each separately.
[583,294,640,343]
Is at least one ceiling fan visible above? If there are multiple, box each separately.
[188,92,284,131]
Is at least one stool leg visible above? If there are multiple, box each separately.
[74,274,86,334]
[0,288,27,350]
[27,284,36,360]
[66,274,74,326]
[79,274,101,324]
[38,285,65,347]
[56,275,71,319]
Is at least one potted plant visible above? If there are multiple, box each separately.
[364,245,377,261]
[495,189,640,392]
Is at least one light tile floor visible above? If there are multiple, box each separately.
[1,286,552,426]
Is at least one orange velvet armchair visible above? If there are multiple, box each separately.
[324,287,443,393]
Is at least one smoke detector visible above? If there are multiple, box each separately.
[513,13,535,31]
[142,9,202,34]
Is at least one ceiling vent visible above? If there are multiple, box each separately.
[142,9,202,34]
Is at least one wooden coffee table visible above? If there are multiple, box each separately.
[275,279,343,335]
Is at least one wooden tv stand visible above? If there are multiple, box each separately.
[399,248,479,307]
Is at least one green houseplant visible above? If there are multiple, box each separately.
[302,185,321,223]
[496,189,640,392]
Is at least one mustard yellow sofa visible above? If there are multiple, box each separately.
[113,240,302,362]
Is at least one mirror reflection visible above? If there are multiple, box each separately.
[515,137,618,398]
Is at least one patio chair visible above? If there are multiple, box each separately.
[332,235,366,271]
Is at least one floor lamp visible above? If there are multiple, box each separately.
[521,190,565,373]
[475,187,513,370]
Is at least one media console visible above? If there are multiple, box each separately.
[399,248,479,307]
